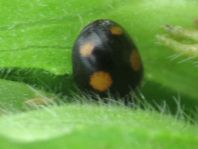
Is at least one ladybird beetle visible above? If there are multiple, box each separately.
[72,19,143,96]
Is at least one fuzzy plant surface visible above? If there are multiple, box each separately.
[0,0,198,149]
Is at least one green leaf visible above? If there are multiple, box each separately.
[0,79,46,110]
[0,104,197,149]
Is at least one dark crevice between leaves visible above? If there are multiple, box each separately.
[142,80,198,123]
[0,67,198,122]
[0,68,76,98]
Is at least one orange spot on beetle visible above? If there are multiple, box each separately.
[130,50,141,71]
[89,71,112,92]
[80,42,94,57]
[110,26,123,35]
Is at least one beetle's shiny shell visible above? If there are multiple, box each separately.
[72,19,143,96]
